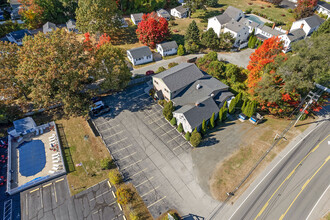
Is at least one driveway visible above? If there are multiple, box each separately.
[93,83,220,218]
[217,49,254,68]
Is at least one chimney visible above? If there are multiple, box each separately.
[195,102,200,107]
[272,23,275,29]
[286,30,289,35]
[300,23,304,29]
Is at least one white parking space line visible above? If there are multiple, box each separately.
[112,191,116,198]
[161,130,172,137]
[3,199,12,220]
[126,88,143,96]
[135,177,154,188]
[101,123,121,131]
[141,186,160,197]
[107,137,128,145]
[132,93,147,100]
[167,135,181,143]
[131,168,148,178]
[120,152,137,160]
[92,210,99,215]
[155,123,168,130]
[147,196,166,208]
[106,130,124,138]
[90,190,110,202]
[55,178,64,183]
[122,159,142,170]
[173,142,186,151]
[149,117,163,124]
[144,111,159,119]
[112,144,133,154]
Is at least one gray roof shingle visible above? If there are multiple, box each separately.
[174,5,189,14]
[131,13,143,21]
[8,29,32,41]
[214,13,232,25]
[157,41,178,51]
[287,28,306,41]
[66,19,76,29]
[43,22,57,33]
[225,20,247,33]
[302,14,324,29]
[260,25,284,36]
[318,1,330,11]
[224,6,243,20]
[127,46,152,59]
[153,63,205,92]
[157,9,170,18]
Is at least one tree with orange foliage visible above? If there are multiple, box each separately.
[247,36,283,95]
[19,0,44,29]
[96,33,111,49]
[294,0,318,19]
[136,12,171,48]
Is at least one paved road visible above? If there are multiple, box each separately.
[228,120,330,220]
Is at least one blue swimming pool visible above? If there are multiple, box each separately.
[246,15,265,25]
[18,140,46,177]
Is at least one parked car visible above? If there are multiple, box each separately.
[146,70,154,76]
[187,57,197,63]
[91,105,111,117]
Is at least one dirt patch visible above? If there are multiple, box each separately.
[209,116,314,201]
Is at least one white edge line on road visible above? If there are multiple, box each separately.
[228,121,325,220]
[112,191,116,198]
[118,203,122,211]
[306,184,330,220]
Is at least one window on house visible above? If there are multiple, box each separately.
[164,88,169,93]
[154,80,159,85]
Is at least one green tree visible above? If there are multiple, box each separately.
[170,117,177,126]
[185,20,200,44]
[201,119,206,134]
[116,186,133,205]
[156,66,166,73]
[108,169,123,185]
[163,101,175,120]
[185,131,191,141]
[219,32,235,51]
[205,0,217,7]
[177,123,183,132]
[201,28,218,50]
[312,19,330,38]
[241,99,247,113]
[218,108,224,122]
[168,62,179,68]
[95,43,132,91]
[184,39,200,53]
[228,98,236,114]
[0,21,22,38]
[190,131,202,147]
[177,44,185,56]
[17,29,93,116]
[76,0,122,36]
[210,112,215,128]
[35,0,67,24]
[100,158,112,170]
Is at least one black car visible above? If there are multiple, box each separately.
[90,105,111,117]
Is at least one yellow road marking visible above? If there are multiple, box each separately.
[279,155,330,220]
[254,134,330,220]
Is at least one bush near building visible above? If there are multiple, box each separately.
[190,130,202,147]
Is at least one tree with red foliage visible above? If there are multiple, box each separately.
[294,0,318,19]
[97,33,111,49]
[136,12,171,48]
[83,32,93,52]
[247,36,283,94]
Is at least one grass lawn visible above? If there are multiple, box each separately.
[210,115,315,201]
[322,212,330,220]
[56,116,111,195]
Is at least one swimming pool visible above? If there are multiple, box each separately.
[246,15,265,25]
[18,140,46,177]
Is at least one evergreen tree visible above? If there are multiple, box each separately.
[163,101,174,120]
[218,108,224,122]
[177,123,183,132]
[185,131,191,141]
[201,119,206,134]
[236,92,242,107]
[190,131,202,147]
[312,18,330,37]
[177,44,185,56]
[241,100,247,113]
[228,98,236,114]
[201,28,218,50]
[210,112,215,128]
[223,107,228,121]
[185,20,200,44]
[248,36,253,48]
[170,117,177,126]
[192,127,198,134]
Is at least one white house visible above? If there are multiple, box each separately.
[223,20,249,47]
[290,15,324,37]
[43,22,57,34]
[156,41,178,57]
[66,19,77,32]
[131,13,143,25]
[171,6,189,18]
[255,24,285,41]
[316,1,330,18]
[6,29,32,46]
[127,46,153,66]
[223,6,244,21]
[157,9,171,20]
[279,28,306,52]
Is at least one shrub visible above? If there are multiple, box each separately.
[177,44,185,56]
[158,99,165,106]
[210,112,215,128]
[177,123,183,132]
[168,62,179,68]
[245,8,252,14]
[100,158,112,170]
[229,98,237,114]
[109,169,123,185]
[288,8,293,13]
[260,6,264,9]
[190,131,202,147]
[116,186,133,205]
[201,119,207,134]
[185,131,191,141]
[149,88,155,98]
[156,66,166,73]
[163,101,174,120]
[170,117,177,126]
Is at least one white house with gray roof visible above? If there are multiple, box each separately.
[153,63,233,133]
[279,28,306,52]
[66,19,77,32]
[316,1,330,18]
[157,9,171,20]
[43,22,57,34]
[131,13,144,25]
[223,20,249,47]
[171,6,189,18]
[254,24,285,41]
[289,14,324,37]
[156,41,178,57]
[127,46,153,66]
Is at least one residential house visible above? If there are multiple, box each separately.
[239,18,261,33]
[43,22,57,34]
[156,41,178,57]
[223,20,249,47]
[289,14,324,36]
[6,29,32,46]
[279,28,306,52]
[131,13,143,25]
[153,63,233,133]
[66,19,77,32]
[223,6,244,21]
[157,9,171,20]
[127,46,153,66]
[316,1,330,18]
[10,0,21,20]
[120,18,128,28]
[170,6,189,18]
[255,24,285,41]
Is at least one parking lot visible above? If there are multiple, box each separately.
[93,83,219,218]
[21,177,123,220]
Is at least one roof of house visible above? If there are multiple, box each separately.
[259,25,284,36]
[153,63,205,92]
[173,5,189,14]
[318,1,330,10]
[66,19,76,29]
[127,46,152,59]
[157,41,178,50]
[10,0,20,5]
[43,22,57,32]
[172,75,229,107]
[301,14,324,28]
[8,29,32,40]
[13,117,37,133]
[131,13,143,21]
[224,6,243,20]
[157,9,170,18]
[255,33,268,41]
[213,13,232,25]
[214,91,234,103]
[225,20,247,33]
[0,36,9,42]
[287,28,306,41]
[240,18,260,28]
[174,96,219,130]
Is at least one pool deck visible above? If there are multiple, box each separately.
[246,13,273,24]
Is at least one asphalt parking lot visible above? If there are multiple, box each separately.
[21,176,123,220]
[93,83,219,218]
